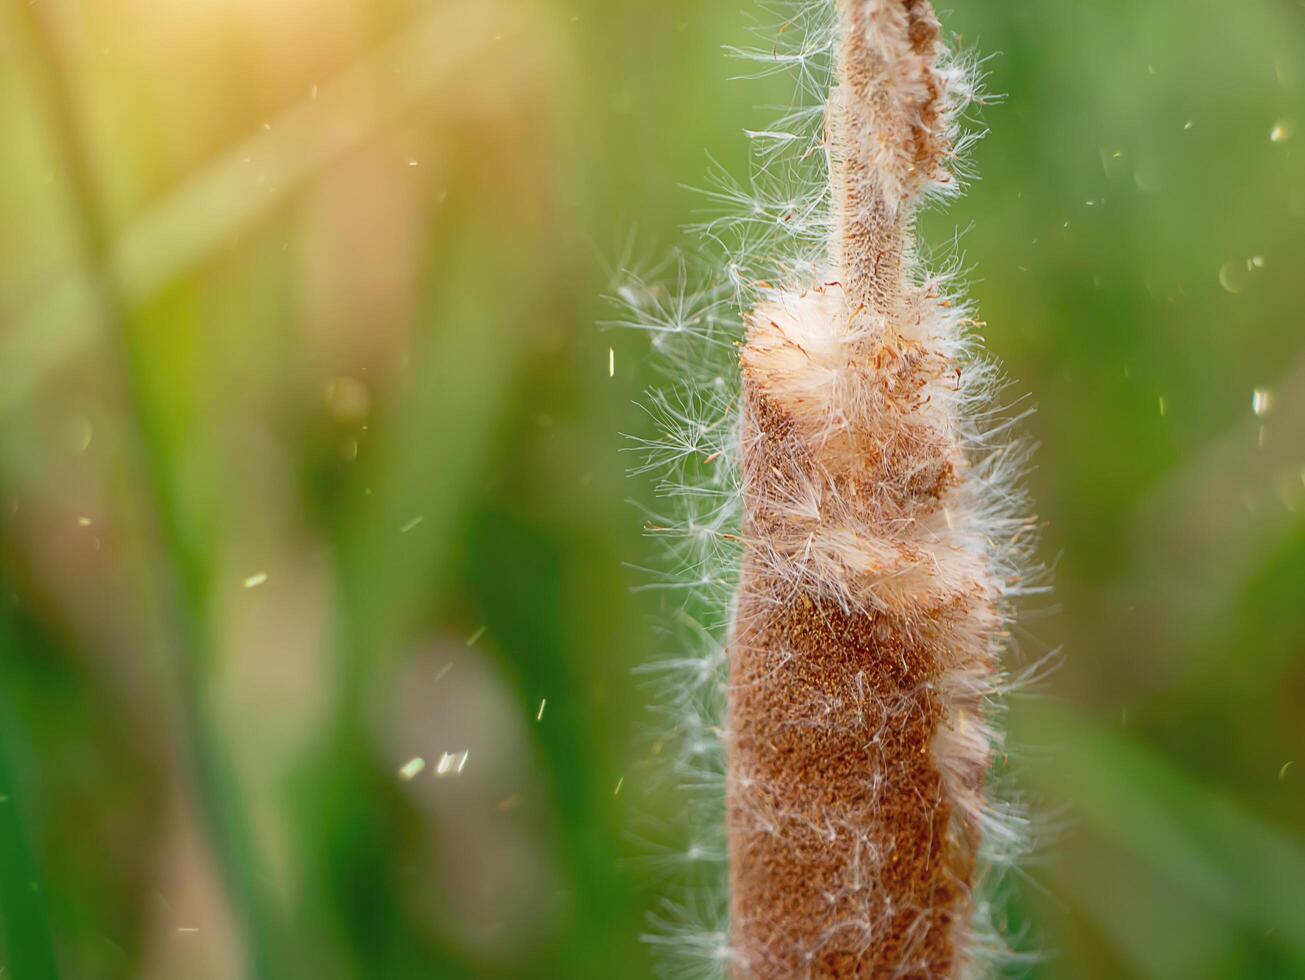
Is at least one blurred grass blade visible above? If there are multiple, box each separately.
[0,0,513,420]
[1122,351,1305,678]
[1067,833,1236,978]
[0,616,59,980]
[0,714,59,980]
[298,233,537,974]
[12,5,284,976]
[335,246,530,683]
[1024,704,1305,958]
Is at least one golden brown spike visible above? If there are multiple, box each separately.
[726,2,998,976]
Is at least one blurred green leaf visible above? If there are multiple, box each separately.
[1022,703,1305,971]
[0,1,516,421]
[0,613,60,980]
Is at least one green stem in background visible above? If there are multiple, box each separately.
[0,593,60,979]
[12,6,281,977]
[0,721,59,980]
[292,235,528,977]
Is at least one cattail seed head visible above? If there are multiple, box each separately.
[626,2,1039,977]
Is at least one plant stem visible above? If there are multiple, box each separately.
[0,585,60,980]
[13,7,281,977]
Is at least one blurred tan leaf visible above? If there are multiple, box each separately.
[0,0,528,419]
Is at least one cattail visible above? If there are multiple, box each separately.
[627,1,1038,978]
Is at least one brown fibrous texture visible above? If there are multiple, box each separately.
[725,2,1004,977]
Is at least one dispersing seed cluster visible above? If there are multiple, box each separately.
[625,3,1044,977]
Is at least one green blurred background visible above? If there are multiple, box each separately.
[0,0,1303,977]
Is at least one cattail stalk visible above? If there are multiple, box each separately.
[726,2,1009,976]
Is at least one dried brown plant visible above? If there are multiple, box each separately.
[627,2,1038,977]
